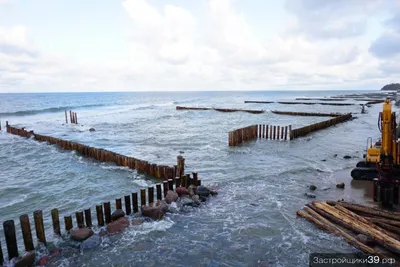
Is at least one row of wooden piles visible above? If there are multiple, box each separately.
[6,123,183,180]
[291,113,352,139]
[65,111,78,124]
[271,111,342,117]
[228,124,292,146]
[176,106,264,114]
[297,201,400,261]
[0,173,202,265]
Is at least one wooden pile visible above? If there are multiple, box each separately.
[297,201,400,259]
[271,111,343,117]
[278,101,354,106]
[176,106,264,114]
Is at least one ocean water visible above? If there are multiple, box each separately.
[0,90,386,266]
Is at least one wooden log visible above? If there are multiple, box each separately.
[96,205,104,226]
[163,181,168,198]
[374,221,400,236]
[302,206,386,258]
[76,211,84,228]
[116,198,122,210]
[84,209,92,227]
[103,202,111,224]
[34,210,46,245]
[327,201,400,221]
[20,215,34,251]
[132,192,138,213]
[193,172,198,186]
[140,189,146,207]
[364,216,400,227]
[314,201,400,254]
[51,209,61,236]
[148,186,154,204]
[3,220,18,259]
[124,195,132,215]
[156,183,162,200]
[64,216,73,231]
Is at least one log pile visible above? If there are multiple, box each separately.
[297,201,400,260]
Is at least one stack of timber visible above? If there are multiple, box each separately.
[228,124,291,146]
[176,106,264,114]
[297,201,400,261]
[271,111,343,117]
[5,123,183,181]
[290,113,352,139]
[277,101,355,106]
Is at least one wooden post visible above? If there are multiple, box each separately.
[175,177,181,188]
[51,209,61,236]
[193,172,198,186]
[103,202,111,224]
[185,174,191,188]
[124,195,131,215]
[177,156,185,178]
[34,210,46,245]
[0,240,3,266]
[168,179,174,191]
[132,192,138,213]
[262,125,265,138]
[84,209,92,227]
[156,183,162,200]
[277,126,280,140]
[281,126,284,139]
[197,180,201,186]
[284,126,288,141]
[3,220,18,260]
[96,205,104,226]
[64,216,73,231]
[116,198,122,210]
[188,176,193,187]
[70,111,73,124]
[289,125,293,140]
[65,110,68,124]
[140,189,146,207]
[148,186,154,204]
[269,125,272,140]
[163,181,168,198]
[76,211,84,228]
[20,215,34,251]
[266,125,269,139]
[273,126,276,140]
[75,113,78,124]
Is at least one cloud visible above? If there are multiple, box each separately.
[370,32,400,58]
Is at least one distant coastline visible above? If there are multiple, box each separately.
[381,83,400,91]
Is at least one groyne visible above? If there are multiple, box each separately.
[176,106,264,114]
[271,111,343,117]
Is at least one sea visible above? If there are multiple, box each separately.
[0,90,386,266]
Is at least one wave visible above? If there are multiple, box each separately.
[0,104,106,116]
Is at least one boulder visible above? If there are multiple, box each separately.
[192,195,201,206]
[304,193,316,198]
[180,196,196,207]
[141,200,168,220]
[210,190,218,196]
[196,186,211,197]
[321,159,327,162]
[71,227,94,241]
[38,256,49,266]
[334,154,338,158]
[356,234,375,246]
[336,183,345,189]
[343,155,352,159]
[15,252,35,267]
[106,217,130,234]
[165,190,179,204]
[176,187,189,196]
[89,128,96,132]
[199,195,207,202]
[81,234,101,250]
[188,185,195,197]
[111,209,125,221]
[309,185,317,191]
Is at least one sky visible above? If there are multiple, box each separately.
[0,0,399,92]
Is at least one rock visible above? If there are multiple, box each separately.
[180,196,196,206]
[81,234,101,250]
[199,195,207,202]
[111,209,125,221]
[106,217,130,234]
[99,229,107,237]
[356,234,375,246]
[334,154,338,158]
[336,183,345,189]
[179,151,184,154]
[141,200,168,220]
[176,187,189,196]
[165,190,179,204]
[304,193,316,198]
[210,190,218,196]
[38,256,49,266]
[321,159,327,162]
[196,186,211,197]
[70,227,94,241]
[309,185,317,191]
[192,195,201,206]
[89,128,96,132]
[188,185,195,197]
[343,155,352,159]
[131,217,146,225]
[15,252,35,267]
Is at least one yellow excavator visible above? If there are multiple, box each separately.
[351,99,400,206]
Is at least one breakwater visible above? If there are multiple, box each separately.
[271,111,343,117]
[176,106,264,114]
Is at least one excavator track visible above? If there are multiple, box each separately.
[351,167,378,180]
[355,161,377,168]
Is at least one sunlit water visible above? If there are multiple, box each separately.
[0,90,387,266]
